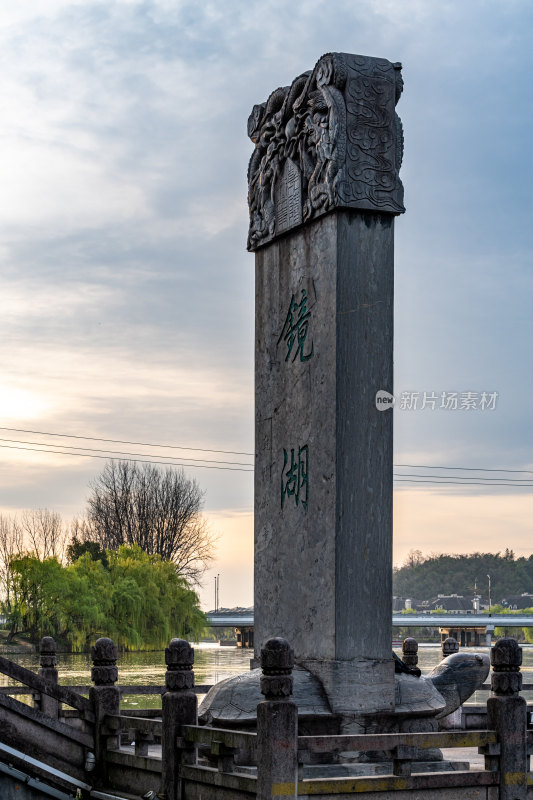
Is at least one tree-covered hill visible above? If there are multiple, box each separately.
[393,549,533,602]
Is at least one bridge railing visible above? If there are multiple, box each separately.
[176,725,514,795]
[0,683,214,697]
[173,637,530,800]
[104,712,162,766]
[0,637,97,784]
[0,646,94,723]
[1,633,531,798]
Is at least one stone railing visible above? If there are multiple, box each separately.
[0,634,531,798]
[177,637,531,799]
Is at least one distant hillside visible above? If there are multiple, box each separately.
[393,549,533,603]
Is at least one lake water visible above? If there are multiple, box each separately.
[3,642,533,710]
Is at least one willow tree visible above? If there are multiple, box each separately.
[3,545,205,649]
[85,461,214,583]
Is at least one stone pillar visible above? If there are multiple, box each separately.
[250,52,404,721]
[90,637,120,784]
[37,636,59,718]
[160,638,197,800]
[257,638,298,800]
[442,636,459,658]
[402,638,418,668]
[487,638,527,800]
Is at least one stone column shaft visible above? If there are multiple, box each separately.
[249,51,404,720]
[255,211,394,715]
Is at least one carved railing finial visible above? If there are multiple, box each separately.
[39,636,57,669]
[491,637,522,696]
[260,637,294,700]
[402,637,418,668]
[442,636,459,658]
[165,638,194,691]
[91,637,118,687]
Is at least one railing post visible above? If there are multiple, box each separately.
[402,637,418,668]
[257,637,298,800]
[487,637,528,800]
[160,638,197,800]
[90,637,120,784]
[442,636,459,658]
[134,730,153,757]
[37,636,59,718]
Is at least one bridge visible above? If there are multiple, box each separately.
[206,613,533,650]
[206,613,533,627]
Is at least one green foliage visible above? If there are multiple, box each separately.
[393,550,533,602]
[489,605,533,643]
[2,545,205,650]
[65,538,108,568]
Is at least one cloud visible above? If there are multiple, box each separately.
[0,0,532,609]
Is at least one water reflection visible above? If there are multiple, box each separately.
[1,642,252,710]
[2,642,532,710]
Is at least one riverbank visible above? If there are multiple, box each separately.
[0,630,35,654]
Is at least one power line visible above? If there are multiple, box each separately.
[0,426,531,481]
[0,443,254,472]
[0,436,254,467]
[395,463,533,475]
[1,441,531,485]
[0,426,254,457]
[394,472,533,483]
[394,478,533,487]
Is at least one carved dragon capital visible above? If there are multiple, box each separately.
[247,52,405,251]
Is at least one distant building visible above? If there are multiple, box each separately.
[392,597,423,612]
[423,595,478,614]
[501,593,533,611]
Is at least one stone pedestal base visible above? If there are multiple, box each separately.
[300,657,395,718]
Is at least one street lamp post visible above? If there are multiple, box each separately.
[486,574,493,649]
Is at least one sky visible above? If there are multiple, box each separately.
[0,0,532,610]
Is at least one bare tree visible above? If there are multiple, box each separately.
[21,508,65,561]
[0,514,23,608]
[86,461,215,583]
[68,516,95,544]
[404,549,425,568]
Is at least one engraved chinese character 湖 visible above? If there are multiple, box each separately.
[281,445,309,511]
